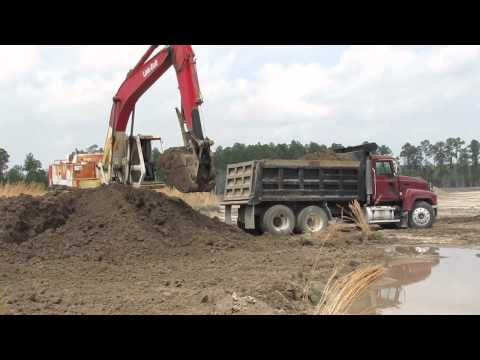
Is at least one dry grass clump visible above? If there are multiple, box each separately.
[156,187,220,211]
[346,200,373,243]
[0,182,47,198]
[302,224,340,302]
[314,265,385,315]
[0,289,8,315]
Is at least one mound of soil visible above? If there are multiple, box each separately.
[0,191,76,244]
[301,151,354,161]
[0,185,252,262]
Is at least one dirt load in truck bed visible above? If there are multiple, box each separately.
[301,150,355,161]
[264,159,360,168]
[0,184,252,262]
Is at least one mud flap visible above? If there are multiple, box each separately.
[400,211,409,228]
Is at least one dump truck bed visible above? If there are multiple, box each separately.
[221,159,363,205]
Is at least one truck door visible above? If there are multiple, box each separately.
[373,159,400,203]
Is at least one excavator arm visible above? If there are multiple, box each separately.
[101,45,215,193]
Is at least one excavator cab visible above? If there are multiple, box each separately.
[127,135,160,187]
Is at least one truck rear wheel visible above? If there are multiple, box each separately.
[409,201,435,229]
[262,205,295,236]
[296,206,329,234]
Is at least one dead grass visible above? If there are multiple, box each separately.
[302,225,340,302]
[346,200,373,243]
[314,265,386,315]
[156,187,220,211]
[0,182,47,198]
[0,289,8,315]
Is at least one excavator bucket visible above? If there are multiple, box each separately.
[158,147,216,193]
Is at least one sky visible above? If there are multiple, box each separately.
[1,45,480,168]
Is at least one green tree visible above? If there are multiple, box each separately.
[453,137,465,160]
[458,147,471,186]
[0,148,9,181]
[152,147,166,181]
[26,169,48,185]
[431,142,448,186]
[23,153,48,185]
[418,140,434,183]
[377,145,393,155]
[24,153,42,174]
[420,140,433,166]
[445,138,457,169]
[305,142,327,154]
[289,140,306,159]
[275,143,290,159]
[469,140,480,186]
[5,165,24,183]
[330,143,344,151]
[400,143,416,174]
[432,142,446,167]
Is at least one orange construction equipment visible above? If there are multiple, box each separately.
[48,153,103,189]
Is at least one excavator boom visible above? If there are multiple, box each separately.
[101,45,215,193]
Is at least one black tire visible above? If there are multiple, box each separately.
[408,201,435,229]
[262,205,295,236]
[295,206,329,234]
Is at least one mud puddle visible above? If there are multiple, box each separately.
[350,246,480,315]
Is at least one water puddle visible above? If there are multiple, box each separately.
[350,246,480,315]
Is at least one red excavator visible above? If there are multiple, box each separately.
[99,45,216,193]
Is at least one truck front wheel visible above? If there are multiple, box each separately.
[409,201,435,229]
[262,205,295,236]
[296,206,329,234]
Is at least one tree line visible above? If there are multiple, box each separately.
[2,136,479,190]
[399,138,480,187]
[212,138,480,191]
[0,148,48,185]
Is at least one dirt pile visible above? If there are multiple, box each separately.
[0,191,76,244]
[0,185,252,262]
[301,150,354,161]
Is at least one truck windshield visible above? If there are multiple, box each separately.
[376,161,393,176]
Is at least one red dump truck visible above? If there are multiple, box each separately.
[221,143,437,235]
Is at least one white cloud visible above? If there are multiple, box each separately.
[2,45,480,169]
[0,45,38,82]
[78,45,147,72]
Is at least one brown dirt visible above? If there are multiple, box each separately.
[1,186,479,315]
[382,216,480,246]
[301,150,354,161]
[0,185,251,262]
[0,185,393,315]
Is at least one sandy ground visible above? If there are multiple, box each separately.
[436,188,480,218]
[0,188,479,315]
[380,189,480,247]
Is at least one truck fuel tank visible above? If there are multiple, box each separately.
[365,206,400,224]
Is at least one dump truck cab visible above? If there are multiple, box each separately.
[221,143,438,236]
[370,155,437,225]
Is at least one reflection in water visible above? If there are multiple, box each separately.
[350,246,442,315]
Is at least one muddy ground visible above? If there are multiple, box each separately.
[0,186,479,315]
